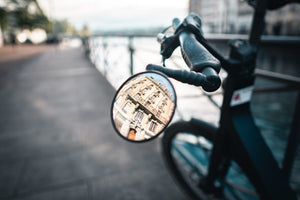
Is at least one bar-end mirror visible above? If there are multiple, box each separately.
[111,71,176,142]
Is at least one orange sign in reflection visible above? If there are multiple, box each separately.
[128,129,136,140]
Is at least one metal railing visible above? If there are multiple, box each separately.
[255,68,300,180]
[87,34,300,184]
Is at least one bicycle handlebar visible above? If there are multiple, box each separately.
[175,15,221,74]
[146,64,221,92]
[155,14,222,92]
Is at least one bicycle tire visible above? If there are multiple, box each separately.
[162,120,259,200]
[162,120,216,200]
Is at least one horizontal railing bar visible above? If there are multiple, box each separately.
[90,34,300,46]
[253,85,299,93]
[256,69,300,87]
[205,34,300,45]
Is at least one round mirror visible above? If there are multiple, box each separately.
[111,71,177,142]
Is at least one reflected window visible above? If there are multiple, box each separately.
[157,111,161,117]
[135,111,144,121]
[115,113,125,130]
[125,87,132,93]
[145,101,151,107]
[149,121,157,132]
[134,93,141,99]
[115,96,122,104]
[122,102,131,113]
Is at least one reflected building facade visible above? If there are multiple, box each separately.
[113,75,175,141]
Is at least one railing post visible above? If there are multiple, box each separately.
[103,39,108,77]
[128,36,134,75]
[282,90,300,179]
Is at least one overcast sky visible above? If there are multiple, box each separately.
[37,0,189,32]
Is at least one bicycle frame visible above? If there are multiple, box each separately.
[200,0,297,199]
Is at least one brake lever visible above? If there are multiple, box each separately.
[158,14,206,61]
[159,35,179,59]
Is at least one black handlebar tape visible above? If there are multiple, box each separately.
[179,32,221,73]
[146,64,220,92]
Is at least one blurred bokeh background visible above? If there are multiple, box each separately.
[0,0,299,46]
[0,0,300,200]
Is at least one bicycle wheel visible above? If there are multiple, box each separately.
[162,120,259,200]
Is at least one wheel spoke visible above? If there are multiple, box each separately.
[224,181,259,198]
[163,122,259,200]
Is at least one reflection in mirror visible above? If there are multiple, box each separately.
[111,71,176,142]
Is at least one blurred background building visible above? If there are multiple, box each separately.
[0,0,83,45]
[0,0,299,46]
[0,0,49,44]
[189,0,300,35]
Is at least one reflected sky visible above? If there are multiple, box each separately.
[37,0,188,32]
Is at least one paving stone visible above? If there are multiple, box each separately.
[0,46,185,200]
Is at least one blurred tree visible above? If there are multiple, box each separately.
[1,0,77,37]
[13,8,48,30]
[48,19,77,34]
[1,0,49,31]
[0,8,8,30]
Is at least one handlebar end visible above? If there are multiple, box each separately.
[201,67,221,92]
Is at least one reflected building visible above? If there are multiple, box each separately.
[113,75,175,141]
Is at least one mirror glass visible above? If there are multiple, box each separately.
[111,71,176,142]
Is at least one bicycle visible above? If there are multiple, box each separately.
[111,0,299,199]
[156,1,299,200]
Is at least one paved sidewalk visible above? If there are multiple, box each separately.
[0,44,52,63]
[0,46,185,200]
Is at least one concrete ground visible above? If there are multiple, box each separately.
[0,45,185,200]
